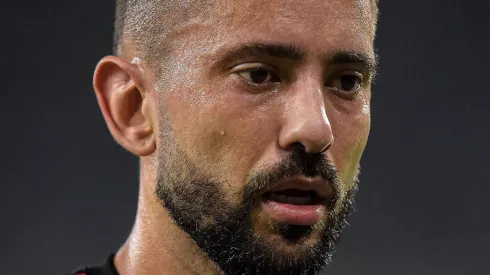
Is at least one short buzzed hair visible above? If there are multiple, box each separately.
[113,0,214,60]
[113,0,126,55]
[113,0,380,58]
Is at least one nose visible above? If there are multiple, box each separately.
[278,84,334,154]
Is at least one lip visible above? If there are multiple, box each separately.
[259,177,333,226]
[261,199,326,225]
[262,176,333,201]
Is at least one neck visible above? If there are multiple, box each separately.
[114,158,221,275]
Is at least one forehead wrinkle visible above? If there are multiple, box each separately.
[143,0,375,89]
[216,0,374,40]
[121,0,377,62]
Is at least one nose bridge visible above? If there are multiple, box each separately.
[279,79,334,153]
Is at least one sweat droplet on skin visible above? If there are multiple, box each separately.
[361,103,370,115]
[131,57,142,64]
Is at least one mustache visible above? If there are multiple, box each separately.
[243,148,341,202]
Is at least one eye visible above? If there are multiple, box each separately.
[328,72,364,94]
[238,68,279,85]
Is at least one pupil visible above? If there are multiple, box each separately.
[250,69,269,83]
[341,75,359,91]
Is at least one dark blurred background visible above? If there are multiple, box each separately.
[1,0,489,274]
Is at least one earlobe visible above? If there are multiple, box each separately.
[93,56,156,156]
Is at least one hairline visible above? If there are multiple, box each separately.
[113,0,380,64]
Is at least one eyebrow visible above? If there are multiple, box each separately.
[216,43,305,67]
[329,51,378,76]
[214,42,377,76]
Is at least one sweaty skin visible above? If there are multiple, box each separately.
[93,0,376,274]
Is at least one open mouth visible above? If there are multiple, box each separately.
[263,189,324,205]
[260,181,330,226]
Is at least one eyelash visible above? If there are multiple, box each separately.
[326,71,366,94]
[232,63,367,95]
[239,68,280,85]
[231,63,281,90]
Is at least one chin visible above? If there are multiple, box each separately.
[253,209,327,254]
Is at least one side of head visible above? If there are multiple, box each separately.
[93,1,379,274]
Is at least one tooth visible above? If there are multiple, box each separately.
[301,195,310,204]
[292,197,299,204]
[278,194,288,203]
[291,195,305,205]
[297,194,313,205]
[271,193,280,201]
[301,195,308,204]
[306,193,312,203]
[270,192,317,205]
[291,196,301,204]
[272,193,279,201]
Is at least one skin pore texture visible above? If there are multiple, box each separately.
[93,0,377,274]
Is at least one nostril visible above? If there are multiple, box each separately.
[292,140,331,154]
[319,139,333,153]
[290,142,307,153]
[278,115,334,154]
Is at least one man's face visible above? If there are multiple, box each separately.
[152,0,375,274]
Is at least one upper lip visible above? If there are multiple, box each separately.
[261,176,333,200]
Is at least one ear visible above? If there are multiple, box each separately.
[93,56,156,156]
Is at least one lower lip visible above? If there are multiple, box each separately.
[261,199,325,226]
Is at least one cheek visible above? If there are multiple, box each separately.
[328,98,371,188]
[163,86,279,194]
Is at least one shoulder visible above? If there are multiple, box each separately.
[67,254,117,275]
[68,266,104,275]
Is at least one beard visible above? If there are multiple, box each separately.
[155,143,358,275]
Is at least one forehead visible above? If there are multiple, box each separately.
[163,0,374,65]
[220,0,373,32]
